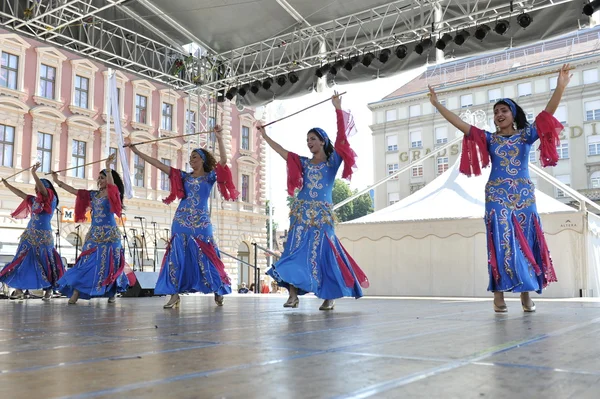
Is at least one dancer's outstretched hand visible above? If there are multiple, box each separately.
[214,124,223,140]
[332,90,342,109]
[256,122,265,135]
[105,153,116,169]
[427,85,439,105]
[557,63,572,89]
[31,162,41,174]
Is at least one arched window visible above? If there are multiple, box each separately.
[237,242,251,289]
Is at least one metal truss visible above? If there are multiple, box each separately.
[0,0,196,88]
[199,0,574,92]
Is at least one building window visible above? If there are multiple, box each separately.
[437,157,449,175]
[529,147,537,163]
[585,100,600,121]
[388,192,400,205]
[0,52,18,90]
[385,109,397,122]
[71,140,86,178]
[39,64,56,99]
[591,171,600,188]
[161,102,173,131]
[549,77,557,91]
[583,69,599,85]
[241,174,250,202]
[554,105,567,125]
[488,88,502,103]
[135,94,147,124]
[386,135,398,152]
[387,163,399,178]
[434,100,446,114]
[410,131,422,148]
[186,110,196,133]
[588,136,600,156]
[557,140,569,159]
[160,158,171,191]
[109,147,118,170]
[555,174,570,198]
[37,132,53,173]
[526,111,535,124]
[409,105,421,117]
[460,94,473,108]
[73,75,89,109]
[517,82,532,97]
[134,154,145,187]
[411,165,423,178]
[0,124,14,167]
[435,126,447,144]
[241,126,250,150]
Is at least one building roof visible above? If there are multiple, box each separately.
[378,26,600,103]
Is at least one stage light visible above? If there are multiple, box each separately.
[217,89,225,102]
[344,55,359,71]
[288,71,299,84]
[276,74,287,86]
[415,38,432,55]
[395,45,408,59]
[474,24,491,40]
[454,29,470,45]
[517,12,533,28]
[435,33,453,50]
[225,87,237,101]
[584,0,600,15]
[262,77,273,90]
[250,80,261,94]
[329,60,345,76]
[494,19,510,35]
[378,49,391,63]
[361,52,375,67]
[237,84,249,97]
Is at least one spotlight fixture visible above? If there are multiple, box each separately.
[584,0,600,16]
[517,12,533,28]
[329,60,345,75]
[415,38,433,55]
[276,74,287,87]
[225,87,238,101]
[288,71,299,84]
[378,49,391,63]
[435,33,453,50]
[237,84,249,97]
[217,89,225,102]
[361,52,375,67]
[344,55,359,71]
[454,29,470,45]
[262,77,273,90]
[494,19,510,35]
[474,24,491,40]
[395,45,408,59]
[250,80,261,94]
[315,68,325,78]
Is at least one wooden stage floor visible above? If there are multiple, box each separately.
[1,294,599,398]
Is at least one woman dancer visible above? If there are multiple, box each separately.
[125,125,237,308]
[0,163,65,300]
[259,92,369,310]
[428,64,572,312]
[52,154,131,304]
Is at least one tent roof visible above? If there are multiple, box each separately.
[345,159,576,224]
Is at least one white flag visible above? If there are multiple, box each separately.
[109,73,133,199]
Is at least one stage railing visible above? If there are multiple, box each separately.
[251,243,280,294]
[220,250,261,293]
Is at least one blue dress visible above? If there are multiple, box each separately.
[154,170,232,296]
[481,125,557,293]
[267,152,369,300]
[0,194,65,289]
[57,190,130,299]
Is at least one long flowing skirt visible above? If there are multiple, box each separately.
[485,187,557,294]
[267,200,369,300]
[0,230,65,290]
[57,240,130,299]
[154,234,231,295]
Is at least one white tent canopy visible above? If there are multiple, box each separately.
[337,160,592,298]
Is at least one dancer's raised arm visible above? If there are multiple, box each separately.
[257,122,288,160]
[1,177,28,199]
[428,85,471,135]
[31,163,48,198]
[545,64,572,115]
[51,171,78,195]
[104,154,116,186]
[214,125,227,166]
[125,138,170,174]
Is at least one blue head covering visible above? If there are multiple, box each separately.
[499,98,517,119]
[40,178,52,188]
[309,127,330,148]
[193,148,207,163]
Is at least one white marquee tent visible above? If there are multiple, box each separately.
[336,160,599,298]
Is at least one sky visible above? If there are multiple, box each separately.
[262,67,426,230]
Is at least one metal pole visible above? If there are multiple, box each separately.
[253,242,258,294]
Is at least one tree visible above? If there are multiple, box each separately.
[332,179,354,222]
[351,190,374,220]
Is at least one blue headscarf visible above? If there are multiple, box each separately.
[193,148,207,163]
[40,178,52,188]
[499,98,517,119]
[309,127,330,148]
